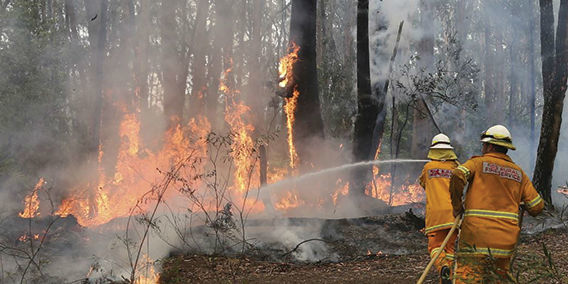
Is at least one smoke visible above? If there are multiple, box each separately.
[2,0,568,282]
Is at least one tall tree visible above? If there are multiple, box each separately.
[410,0,435,159]
[533,0,568,205]
[289,0,324,168]
[207,0,234,128]
[188,0,210,118]
[528,0,538,165]
[351,0,376,195]
[160,0,185,126]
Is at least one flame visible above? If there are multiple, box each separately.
[56,111,211,227]
[284,89,300,168]
[365,173,424,206]
[18,233,40,242]
[331,179,349,206]
[278,42,299,88]
[278,43,301,168]
[220,65,259,196]
[19,178,45,218]
[136,270,159,284]
[274,191,304,210]
[135,255,160,284]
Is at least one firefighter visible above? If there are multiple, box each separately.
[449,125,544,283]
[419,133,459,284]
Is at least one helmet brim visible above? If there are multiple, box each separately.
[481,138,516,150]
[430,144,454,149]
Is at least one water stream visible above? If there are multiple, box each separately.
[255,159,429,198]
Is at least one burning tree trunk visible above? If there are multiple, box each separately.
[289,0,324,168]
[533,0,568,205]
[351,0,376,195]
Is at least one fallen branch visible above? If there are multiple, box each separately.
[281,238,331,258]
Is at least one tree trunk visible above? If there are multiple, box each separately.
[411,0,434,159]
[207,0,233,128]
[160,0,184,126]
[529,0,537,166]
[508,24,517,128]
[91,0,108,154]
[351,0,375,195]
[64,0,77,39]
[483,24,495,124]
[188,0,210,118]
[246,0,266,130]
[533,0,568,205]
[132,0,149,113]
[289,0,324,169]
[369,11,390,161]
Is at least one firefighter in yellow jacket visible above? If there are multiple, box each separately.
[449,125,544,283]
[419,133,459,284]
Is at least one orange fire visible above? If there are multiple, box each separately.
[219,66,258,195]
[19,178,45,218]
[366,173,424,206]
[56,110,210,227]
[274,191,304,210]
[331,179,349,206]
[278,43,301,169]
[135,255,160,284]
[18,233,40,243]
[278,42,299,88]
[284,89,300,169]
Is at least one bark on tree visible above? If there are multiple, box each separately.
[246,0,266,130]
[529,0,537,166]
[289,0,324,168]
[369,17,390,162]
[533,0,568,205]
[351,0,375,195]
[410,0,434,159]
[91,0,108,155]
[508,4,519,128]
[64,0,77,39]
[160,0,185,127]
[483,24,496,124]
[188,0,210,118]
[131,0,150,113]
[207,0,233,128]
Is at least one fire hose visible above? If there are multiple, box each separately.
[416,214,462,284]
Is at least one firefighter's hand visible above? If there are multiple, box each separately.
[453,207,463,217]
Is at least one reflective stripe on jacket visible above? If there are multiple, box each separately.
[450,152,544,257]
[419,160,459,234]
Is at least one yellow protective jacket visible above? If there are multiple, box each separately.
[450,152,544,258]
[420,159,459,234]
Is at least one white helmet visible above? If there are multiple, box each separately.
[480,125,516,150]
[430,133,454,149]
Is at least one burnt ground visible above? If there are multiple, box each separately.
[159,213,568,284]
